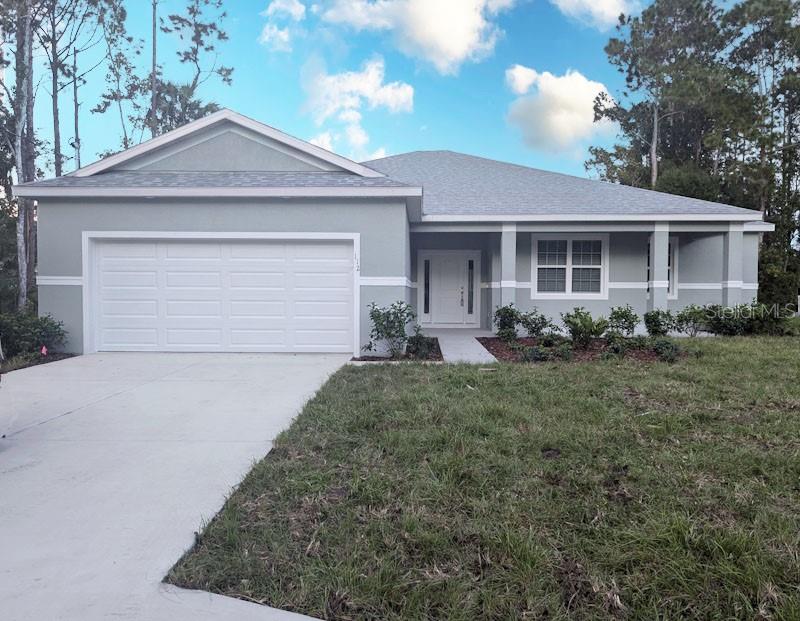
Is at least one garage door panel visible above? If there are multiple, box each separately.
[165,242,222,259]
[166,328,223,346]
[101,328,159,347]
[165,271,221,288]
[93,239,354,353]
[230,329,287,346]
[230,300,286,318]
[101,270,158,288]
[165,300,222,318]
[101,300,158,317]
[229,272,286,289]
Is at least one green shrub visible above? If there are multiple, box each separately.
[675,304,707,337]
[493,303,520,341]
[0,313,66,359]
[363,301,417,358]
[560,307,608,349]
[607,304,640,336]
[540,331,567,347]
[643,309,675,337]
[627,335,653,350]
[652,338,681,363]
[518,308,553,338]
[552,343,574,361]
[604,333,629,358]
[519,345,551,363]
[406,326,437,360]
[703,303,794,336]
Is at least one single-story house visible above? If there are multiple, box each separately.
[14,109,773,357]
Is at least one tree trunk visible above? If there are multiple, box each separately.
[24,8,37,295]
[14,4,32,310]
[73,46,81,169]
[50,13,63,177]
[650,102,659,189]
[150,0,158,138]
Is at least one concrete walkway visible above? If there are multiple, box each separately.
[0,353,347,621]
[428,329,497,364]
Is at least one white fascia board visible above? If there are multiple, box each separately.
[12,185,423,199]
[69,109,385,179]
[743,221,775,232]
[420,213,766,223]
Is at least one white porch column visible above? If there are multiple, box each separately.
[500,223,517,306]
[723,223,744,306]
[648,223,669,311]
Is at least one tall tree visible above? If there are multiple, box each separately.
[36,0,94,176]
[91,0,141,153]
[587,0,800,307]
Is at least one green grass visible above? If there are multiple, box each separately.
[168,337,800,620]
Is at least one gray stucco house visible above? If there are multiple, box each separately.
[14,109,773,356]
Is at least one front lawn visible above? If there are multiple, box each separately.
[169,337,800,619]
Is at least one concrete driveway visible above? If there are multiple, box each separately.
[0,353,347,621]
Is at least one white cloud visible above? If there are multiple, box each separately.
[505,64,538,95]
[506,66,615,152]
[549,0,636,30]
[264,0,306,21]
[309,131,335,151]
[302,56,413,158]
[303,56,413,124]
[259,23,293,51]
[321,0,516,74]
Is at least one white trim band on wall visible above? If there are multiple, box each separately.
[37,276,83,286]
[608,282,648,289]
[359,277,415,288]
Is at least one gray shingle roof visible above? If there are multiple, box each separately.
[19,170,411,189]
[364,150,761,218]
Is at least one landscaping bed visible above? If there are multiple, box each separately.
[477,335,665,363]
[1,352,75,374]
[168,337,800,619]
[351,337,443,362]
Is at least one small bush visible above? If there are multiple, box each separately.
[627,335,653,350]
[540,331,567,347]
[520,345,551,363]
[604,333,629,358]
[518,309,553,338]
[406,326,437,360]
[607,304,640,337]
[561,307,608,349]
[552,343,574,361]
[0,312,66,359]
[493,303,520,341]
[363,301,416,358]
[652,338,681,363]
[643,309,675,337]
[675,304,707,337]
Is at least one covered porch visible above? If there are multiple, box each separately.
[409,221,764,331]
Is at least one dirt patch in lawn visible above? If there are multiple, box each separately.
[477,336,662,363]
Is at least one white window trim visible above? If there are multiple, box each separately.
[531,233,609,300]
[80,231,361,357]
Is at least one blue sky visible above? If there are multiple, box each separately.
[36,0,643,177]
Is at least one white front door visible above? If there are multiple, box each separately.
[419,251,480,327]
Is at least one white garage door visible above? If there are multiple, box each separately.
[91,239,355,353]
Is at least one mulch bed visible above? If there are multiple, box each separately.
[477,337,661,363]
[0,352,76,374]
[351,337,443,362]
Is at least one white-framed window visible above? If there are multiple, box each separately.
[647,236,679,299]
[531,234,609,299]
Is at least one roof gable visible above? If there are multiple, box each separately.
[73,109,384,178]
